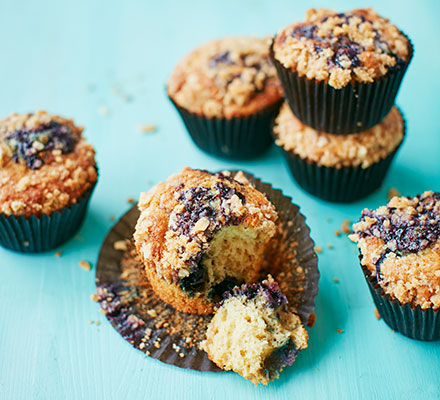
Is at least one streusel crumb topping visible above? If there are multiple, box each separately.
[167,37,282,118]
[273,8,410,89]
[273,103,404,168]
[350,191,440,310]
[0,111,97,217]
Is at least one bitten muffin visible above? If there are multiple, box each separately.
[202,276,308,385]
[133,168,278,315]
[273,8,410,89]
[0,111,97,252]
[350,191,440,311]
[271,8,413,134]
[167,37,283,158]
[273,103,404,202]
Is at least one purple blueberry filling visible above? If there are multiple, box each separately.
[264,338,297,379]
[223,280,288,310]
[357,192,440,278]
[209,51,234,68]
[290,12,404,70]
[5,121,76,169]
[170,180,245,295]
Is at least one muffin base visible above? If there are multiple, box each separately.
[0,183,96,253]
[361,265,440,341]
[280,147,400,203]
[169,98,282,159]
[270,38,413,134]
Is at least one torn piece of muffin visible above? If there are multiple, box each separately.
[350,191,440,310]
[202,276,308,385]
[133,168,278,315]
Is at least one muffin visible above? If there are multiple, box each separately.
[273,103,405,202]
[133,168,278,315]
[350,191,440,340]
[0,111,98,253]
[271,8,413,134]
[202,276,308,385]
[167,37,283,158]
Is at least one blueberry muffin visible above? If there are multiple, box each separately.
[350,191,440,340]
[133,168,278,315]
[167,37,283,158]
[273,103,404,202]
[202,276,308,385]
[271,8,413,133]
[0,111,98,252]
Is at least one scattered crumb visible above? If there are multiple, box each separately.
[139,342,146,350]
[137,124,156,133]
[95,321,101,326]
[388,187,401,200]
[127,197,135,204]
[337,329,344,334]
[98,105,109,116]
[153,342,161,349]
[179,353,185,358]
[55,251,62,257]
[333,277,339,283]
[109,215,115,221]
[314,245,322,254]
[341,219,351,235]
[335,230,341,237]
[308,312,317,328]
[145,351,151,356]
[327,244,333,249]
[89,320,94,324]
[114,240,129,251]
[23,241,29,247]
[90,293,99,302]
[79,261,91,271]
[374,308,381,319]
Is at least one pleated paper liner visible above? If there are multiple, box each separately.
[0,182,96,253]
[169,97,283,159]
[95,171,319,372]
[280,147,400,203]
[361,265,440,341]
[269,37,413,135]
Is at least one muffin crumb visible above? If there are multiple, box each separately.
[55,251,62,257]
[314,245,322,253]
[114,240,129,251]
[374,308,381,319]
[337,329,344,334]
[387,187,401,200]
[79,260,91,271]
[137,124,156,133]
[341,220,351,234]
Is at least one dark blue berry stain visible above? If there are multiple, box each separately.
[223,280,288,310]
[356,192,440,276]
[290,12,404,70]
[264,338,297,378]
[170,181,245,296]
[209,51,234,68]
[5,121,76,169]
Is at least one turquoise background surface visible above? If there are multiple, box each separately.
[0,0,439,399]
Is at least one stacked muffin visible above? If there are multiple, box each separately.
[271,8,413,202]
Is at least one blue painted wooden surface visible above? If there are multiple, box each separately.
[0,1,439,399]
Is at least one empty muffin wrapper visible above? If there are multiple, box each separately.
[361,265,440,341]
[95,171,319,372]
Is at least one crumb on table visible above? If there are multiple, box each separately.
[314,245,322,253]
[333,277,339,283]
[374,308,381,319]
[79,260,91,271]
[137,124,157,133]
[337,329,344,334]
[55,251,62,257]
[341,219,351,234]
[388,187,401,200]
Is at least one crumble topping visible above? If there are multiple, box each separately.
[273,8,410,89]
[273,103,404,168]
[167,37,282,118]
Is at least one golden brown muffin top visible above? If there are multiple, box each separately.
[167,37,283,118]
[134,168,277,286]
[273,8,411,89]
[273,103,404,168]
[350,191,440,310]
[0,111,97,217]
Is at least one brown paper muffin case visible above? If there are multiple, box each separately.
[0,182,96,253]
[361,265,440,341]
[95,171,319,371]
[169,97,282,159]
